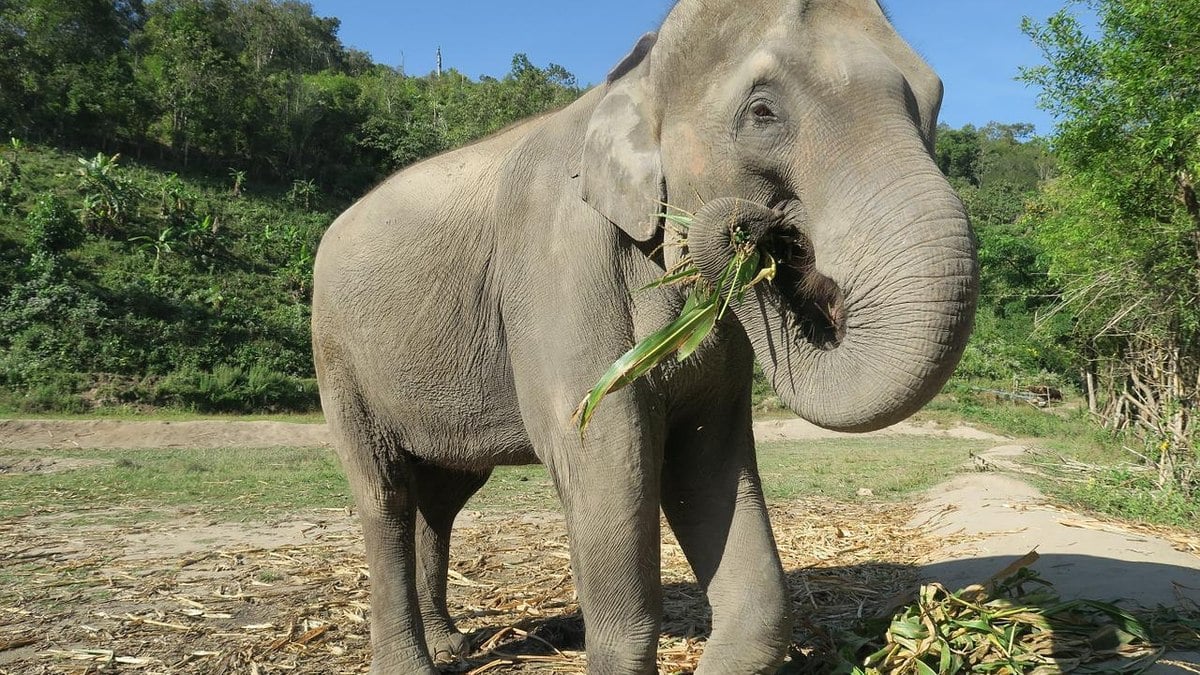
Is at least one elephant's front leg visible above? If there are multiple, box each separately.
[521,389,666,674]
[547,428,665,673]
[662,411,792,674]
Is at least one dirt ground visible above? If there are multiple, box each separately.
[2,418,1198,673]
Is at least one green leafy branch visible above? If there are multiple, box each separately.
[572,211,776,436]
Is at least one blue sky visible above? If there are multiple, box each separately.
[307,1,1074,135]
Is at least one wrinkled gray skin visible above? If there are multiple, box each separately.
[311,0,978,672]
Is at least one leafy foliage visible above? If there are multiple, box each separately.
[0,0,582,414]
[0,145,329,412]
[25,195,84,254]
[1021,0,1200,485]
[576,211,777,435]
[846,566,1163,674]
[933,123,1065,385]
[0,0,582,198]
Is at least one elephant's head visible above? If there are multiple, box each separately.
[579,0,978,432]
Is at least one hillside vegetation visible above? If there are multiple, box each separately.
[0,0,580,412]
[0,143,330,412]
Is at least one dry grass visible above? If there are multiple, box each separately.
[0,498,968,674]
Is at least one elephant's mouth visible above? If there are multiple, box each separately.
[686,197,847,351]
[759,218,846,352]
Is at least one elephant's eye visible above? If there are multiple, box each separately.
[750,101,778,121]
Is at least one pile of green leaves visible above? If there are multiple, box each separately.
[573,213,776,434]
[843,565,1167,674]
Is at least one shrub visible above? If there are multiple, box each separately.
[75,152,137,235]
[26,195,85,254]
[0,266,109,385]
[153,365,320,413]
[0,373,90,414]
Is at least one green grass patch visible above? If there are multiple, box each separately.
[0,436,986,524]
[473,437,986,511]
[469,465,560,512]
[917,387,1095,441]
[1046,466,1200,529]
[0,447,349,522]
[758,437,986,501]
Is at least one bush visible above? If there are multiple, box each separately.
[0,373,89,414]
[0,265,109,385]
[26,195,84,254]
[153,365,320,413]
[954,306,1074,387]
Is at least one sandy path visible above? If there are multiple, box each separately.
[0,418,332,450]
[911,447,1200,672]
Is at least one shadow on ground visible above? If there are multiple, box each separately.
[466,556,1199,674]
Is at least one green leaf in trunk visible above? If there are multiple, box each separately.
[573,212,777,436]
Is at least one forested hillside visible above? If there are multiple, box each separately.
[0,0,581,412]
[0,0,580,197]
[0,0,1064,416]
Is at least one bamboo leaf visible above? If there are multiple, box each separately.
[750,251,778,286]
[574,302,718,435]
[640,266,701,291]
[915,660,939,675]
[575,210,778,436]
[662,213,693,228]
[676,304,718,361]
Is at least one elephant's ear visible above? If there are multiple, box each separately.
[580,32,664,242]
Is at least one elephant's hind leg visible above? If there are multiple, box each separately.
[413,465,491,662]
[323,391,439,674]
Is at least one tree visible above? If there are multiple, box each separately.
[139,0,250,164]
[0,0,142,145]
[936,123,1067,383]
[935,124,982,187]
[227,0,344,75]
[1022,0,1200,484]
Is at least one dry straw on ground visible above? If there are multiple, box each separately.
[0,498,963,674]
[4,496,1194,674]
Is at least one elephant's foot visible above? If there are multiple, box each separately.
[426,626,472,663]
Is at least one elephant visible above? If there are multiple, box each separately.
[310,0,978,672]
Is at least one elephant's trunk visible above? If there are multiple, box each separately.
[688,173,977,432]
